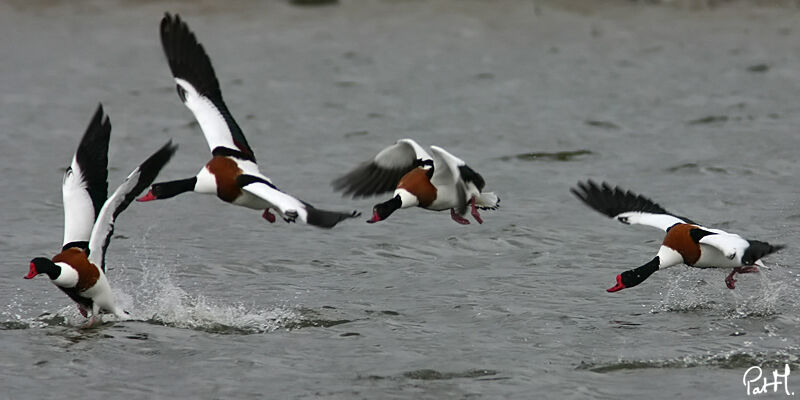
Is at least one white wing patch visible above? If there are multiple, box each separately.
[615,211,686,231]
[240,182,308,222]
[429,146,468,214]
[87,168,142,269]
[429,146,463,188]
[176,77,238,152]
[62,158,96,247]
[374,138,432,169]
[698,231,750,260]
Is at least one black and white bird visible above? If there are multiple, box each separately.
[332,138,499,224]
[136,13,359,229]
[571,180,784,292]
[26,105,176,326]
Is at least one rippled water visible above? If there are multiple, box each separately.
[2,1,800,399]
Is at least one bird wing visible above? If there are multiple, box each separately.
[696,229,750,259]
[332,138,433,198]
[160,13,255,161]
[88,141,177,271]
[429,145,468,215]
[571,180,696,232]
[239,175,359,228]
[62,104,110,251]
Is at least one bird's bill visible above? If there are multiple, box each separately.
[136,189,157,202]
[607,274,626,292]
[24,262,38,279]
[366,209,381,224]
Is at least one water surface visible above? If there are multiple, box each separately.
[2,1,799,399]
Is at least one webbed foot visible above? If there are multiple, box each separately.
[262,208,276,223]
[450,208,470,225]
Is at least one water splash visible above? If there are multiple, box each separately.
[654,265,797,318]
[3,258,300,334]
[113,257,300,334]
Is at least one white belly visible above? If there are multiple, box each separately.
[693,244,743,268]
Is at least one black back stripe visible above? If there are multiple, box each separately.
[458,165,485,191]
[62,241,90,253]
[689,228,714,243]
[665,222,681,232]
[212,146,257,163]
[236,174,278,190]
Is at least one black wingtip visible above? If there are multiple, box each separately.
[112,140,178,220]
[75,103,112,217]
[159,12,255,161]
[305,205,362,229]
[570,180,696,224]
[160,12,220,98]
[331,160,410,199]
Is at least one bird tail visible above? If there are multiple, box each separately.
[474,192,500,210]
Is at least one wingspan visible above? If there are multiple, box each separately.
[239,175,359,228]
[429,146,468,215]
[88,141,177,271]
[160,13,255,161]
[332,138,433,198]
[62,104,110,251]
[571,180,696,231]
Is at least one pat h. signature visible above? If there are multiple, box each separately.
[744,364,794,396]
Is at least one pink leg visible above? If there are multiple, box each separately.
[725,266,761,289]
[82,315,99,329]
[725,270,737,289]
[450,208,470,225]
[469,197,483,224]
[262,208,276,223]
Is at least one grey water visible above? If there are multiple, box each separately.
[2,1,800,398]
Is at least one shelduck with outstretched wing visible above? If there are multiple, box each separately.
[332,138,499,224]
[26,105,176,326]
[571,180,784,292]
[137,13,359,229]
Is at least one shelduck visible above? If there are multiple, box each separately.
[333,139,499,224]
[26,104,176,326]
[137,13,359,229]
[571,180,783,292]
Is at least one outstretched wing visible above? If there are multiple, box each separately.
[571,180,696,232]
[429,146,468,215]
[332,138,433,198]
[88,141,178,271]
[160,13,255,161]
[62,104,110,251]
[239,175,360,229]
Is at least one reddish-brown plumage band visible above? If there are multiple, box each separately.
[571,180,783,292]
